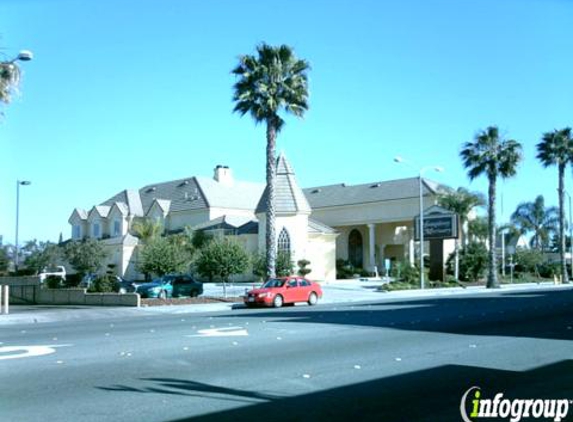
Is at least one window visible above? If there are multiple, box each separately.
[300,279,310,287]
[93,222,101,238]
[278,227,291,254]
[113,220,121,236]
[72,225,81,239]
[348,229,363,268]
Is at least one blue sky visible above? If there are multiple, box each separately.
[1,0,571,244]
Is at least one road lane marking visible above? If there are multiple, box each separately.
[0,344,72,361]
[187,327,248,337]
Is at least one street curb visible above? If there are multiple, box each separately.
[1,282,571,326]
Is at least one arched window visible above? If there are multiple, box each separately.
[348,229,363,268]
[277,227,291,254]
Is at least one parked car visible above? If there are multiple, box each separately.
[39,265,66,283]
[136,274,203,299]
[244,276,322,308]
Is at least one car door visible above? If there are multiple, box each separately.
[284,278,300,303]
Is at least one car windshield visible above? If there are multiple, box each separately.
[262,279,286,288]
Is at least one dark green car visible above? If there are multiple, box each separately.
[136,274,203,299]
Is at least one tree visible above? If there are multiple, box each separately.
[510,195,558,251]
[0,247,9,274]
[232,43,310,278]
[195,238,250,298]
[24,241,62,274]
[138,237,191,278]
[536,127,573,283]
[276,250,294,277]
[63,239,107,278]
[461,126,522,288]
[131,218,164,244]
[438,187,485,279]
[0,58,22,105]
[468,216,489,243]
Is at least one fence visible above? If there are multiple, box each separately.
[0,276,140,308]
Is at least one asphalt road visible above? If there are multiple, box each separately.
[2,287,573,422]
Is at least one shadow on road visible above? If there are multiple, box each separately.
[230,289,573,341]
[98,361,573,422]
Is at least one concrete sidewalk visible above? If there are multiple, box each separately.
[1,279,571,325]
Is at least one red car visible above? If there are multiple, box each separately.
[244,277,323,308]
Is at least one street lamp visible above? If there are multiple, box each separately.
[15,180,31,273]
[394,156,444,289]
[566,191,573,280]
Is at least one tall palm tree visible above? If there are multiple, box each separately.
[461,126,523,288]
[439,187,486,279]
[510,195,558,251]
[232,43,310,278]
[536,127,573,283]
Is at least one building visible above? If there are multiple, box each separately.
[68,153,453,280]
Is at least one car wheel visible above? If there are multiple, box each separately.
[190,290,198,298]
[158,290,167,300]
[308,292,318,306]
[273,295,284,308]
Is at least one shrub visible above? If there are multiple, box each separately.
[45,275,64,289]
[336,259,356,279]
[63,273,82,288]
[397,262,419,285]
[297,259,311,277]
[89,275,119,293]
[538,262,560,279]
[458,242,488,282]
[513,248,544,275]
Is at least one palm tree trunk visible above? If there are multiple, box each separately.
[265,120,277,278]
[487,175,499,288]
[558,163,569,283]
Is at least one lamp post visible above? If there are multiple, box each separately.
[15,180,31,272]
[394,156,443,289]
[566,191,573,280]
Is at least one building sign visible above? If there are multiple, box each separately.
[414,205,459,240]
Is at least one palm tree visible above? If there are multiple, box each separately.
[130,218,164,245]
[510,195,558,251]
[0,59,21,105]
[438,187,486,279]
[468,216,489,243]
[536,128,573,283]
[232,43,310,278]
[461,126,523,288]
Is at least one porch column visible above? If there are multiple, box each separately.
[408,237,415,266]
[367,223,378,276]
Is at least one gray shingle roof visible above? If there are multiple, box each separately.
[308,218,337,235]
[101,177,209,215]
[195,177,264,211]
[304,177,449,209]
[256,153,311,215]
[192,215,255,231]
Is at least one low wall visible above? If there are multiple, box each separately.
[0,276,140,307]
